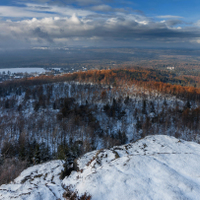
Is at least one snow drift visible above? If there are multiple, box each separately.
[1,135,200,200]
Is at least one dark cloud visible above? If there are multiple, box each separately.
[26,17,199,42]
[32,27,53,43]
[34,6,51,10]
[165,19,183,26]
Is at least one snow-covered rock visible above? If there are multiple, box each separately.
[1,135,200,200]
[0,160,65,200]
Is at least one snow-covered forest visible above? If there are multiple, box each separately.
[0,69,200,186]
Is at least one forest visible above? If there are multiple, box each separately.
[0,68,200,185]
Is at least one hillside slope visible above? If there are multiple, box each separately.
[1,135,200,199]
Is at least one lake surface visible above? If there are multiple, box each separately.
[0,68,46,74]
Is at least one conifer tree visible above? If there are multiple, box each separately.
[34,144,41,164]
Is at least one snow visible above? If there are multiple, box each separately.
[0,160,64,200]
[0,68,46,74]
[64,135,200,200]
[1,135,200,199]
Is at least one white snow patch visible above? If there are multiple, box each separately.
[1,135,200,200]
[0,160,64,200]
[63,135,200,200]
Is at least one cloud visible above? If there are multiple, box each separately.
[0,3,94,19]
[156,15,183,19]
[0,2,200,48]
[33,27,53,42]
[31,6,51,10]
[163,19,184,27]
[91,4,112,12]
[195,20,200,27]
[20,0,104,6]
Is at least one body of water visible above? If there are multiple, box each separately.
[0,68,46,74]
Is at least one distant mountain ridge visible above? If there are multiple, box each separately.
[1,135,200,200]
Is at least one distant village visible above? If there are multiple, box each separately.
[167,66,175,70]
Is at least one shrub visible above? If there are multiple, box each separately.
[63,186,92,200]
[0,158,27,185]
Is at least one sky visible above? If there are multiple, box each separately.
[0,0,200,49]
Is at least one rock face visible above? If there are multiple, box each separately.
[1,135,200,200]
